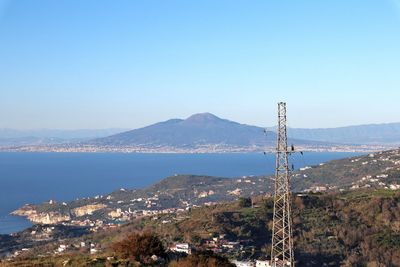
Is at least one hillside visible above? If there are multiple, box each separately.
[137,189,400,266]
[2,149,400,266]
[2,189,399,266]
[291,149,400,192]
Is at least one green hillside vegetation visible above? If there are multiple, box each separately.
[3,189,399,267]
[143,190,400,266]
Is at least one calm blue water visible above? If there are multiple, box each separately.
[0,152,360,234]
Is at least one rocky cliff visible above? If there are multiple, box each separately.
[12,205,71,224]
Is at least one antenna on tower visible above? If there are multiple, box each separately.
[270,102,295,267]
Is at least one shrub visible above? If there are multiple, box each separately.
[111,232,165,264]
[238,197,252,208]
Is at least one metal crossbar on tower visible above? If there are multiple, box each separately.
[270,102,294,267]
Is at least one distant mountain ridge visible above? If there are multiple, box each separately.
[0,128,128,139]
[284,122,400,144]
[0,128,128,147]
[2,114,400,149]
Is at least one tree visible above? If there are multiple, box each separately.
[111,232,165,264]
[238,197,252,208]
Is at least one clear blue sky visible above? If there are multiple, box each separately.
[0,0,399,129]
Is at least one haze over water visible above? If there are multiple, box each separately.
[0,152,361,234]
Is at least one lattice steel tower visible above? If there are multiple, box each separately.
[270,102,294,267]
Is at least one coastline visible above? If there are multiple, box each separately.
[0,214,32,235]
[0,151,366,235]
[0,143,394,153]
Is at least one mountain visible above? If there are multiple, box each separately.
[88,113,320,149]
[283,122,400,145]
[3,114,400,151]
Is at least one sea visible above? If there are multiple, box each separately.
[0,152,362,234]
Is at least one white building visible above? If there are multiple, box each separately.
[389,184,400,190]
[313,186,327,192]
[57,244,67,253]
[222,241,240,249]
[256,260,272,267]
[170,243,191,254]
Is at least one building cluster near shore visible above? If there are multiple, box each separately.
[0,143,394,153]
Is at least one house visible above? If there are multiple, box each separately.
[389,184,400,190]
[57,244,67,253]
[256,260,272,267]
[300,166,311,171]
[90,243,98,254]
[222,241,240,249]
[170,243,191,254]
